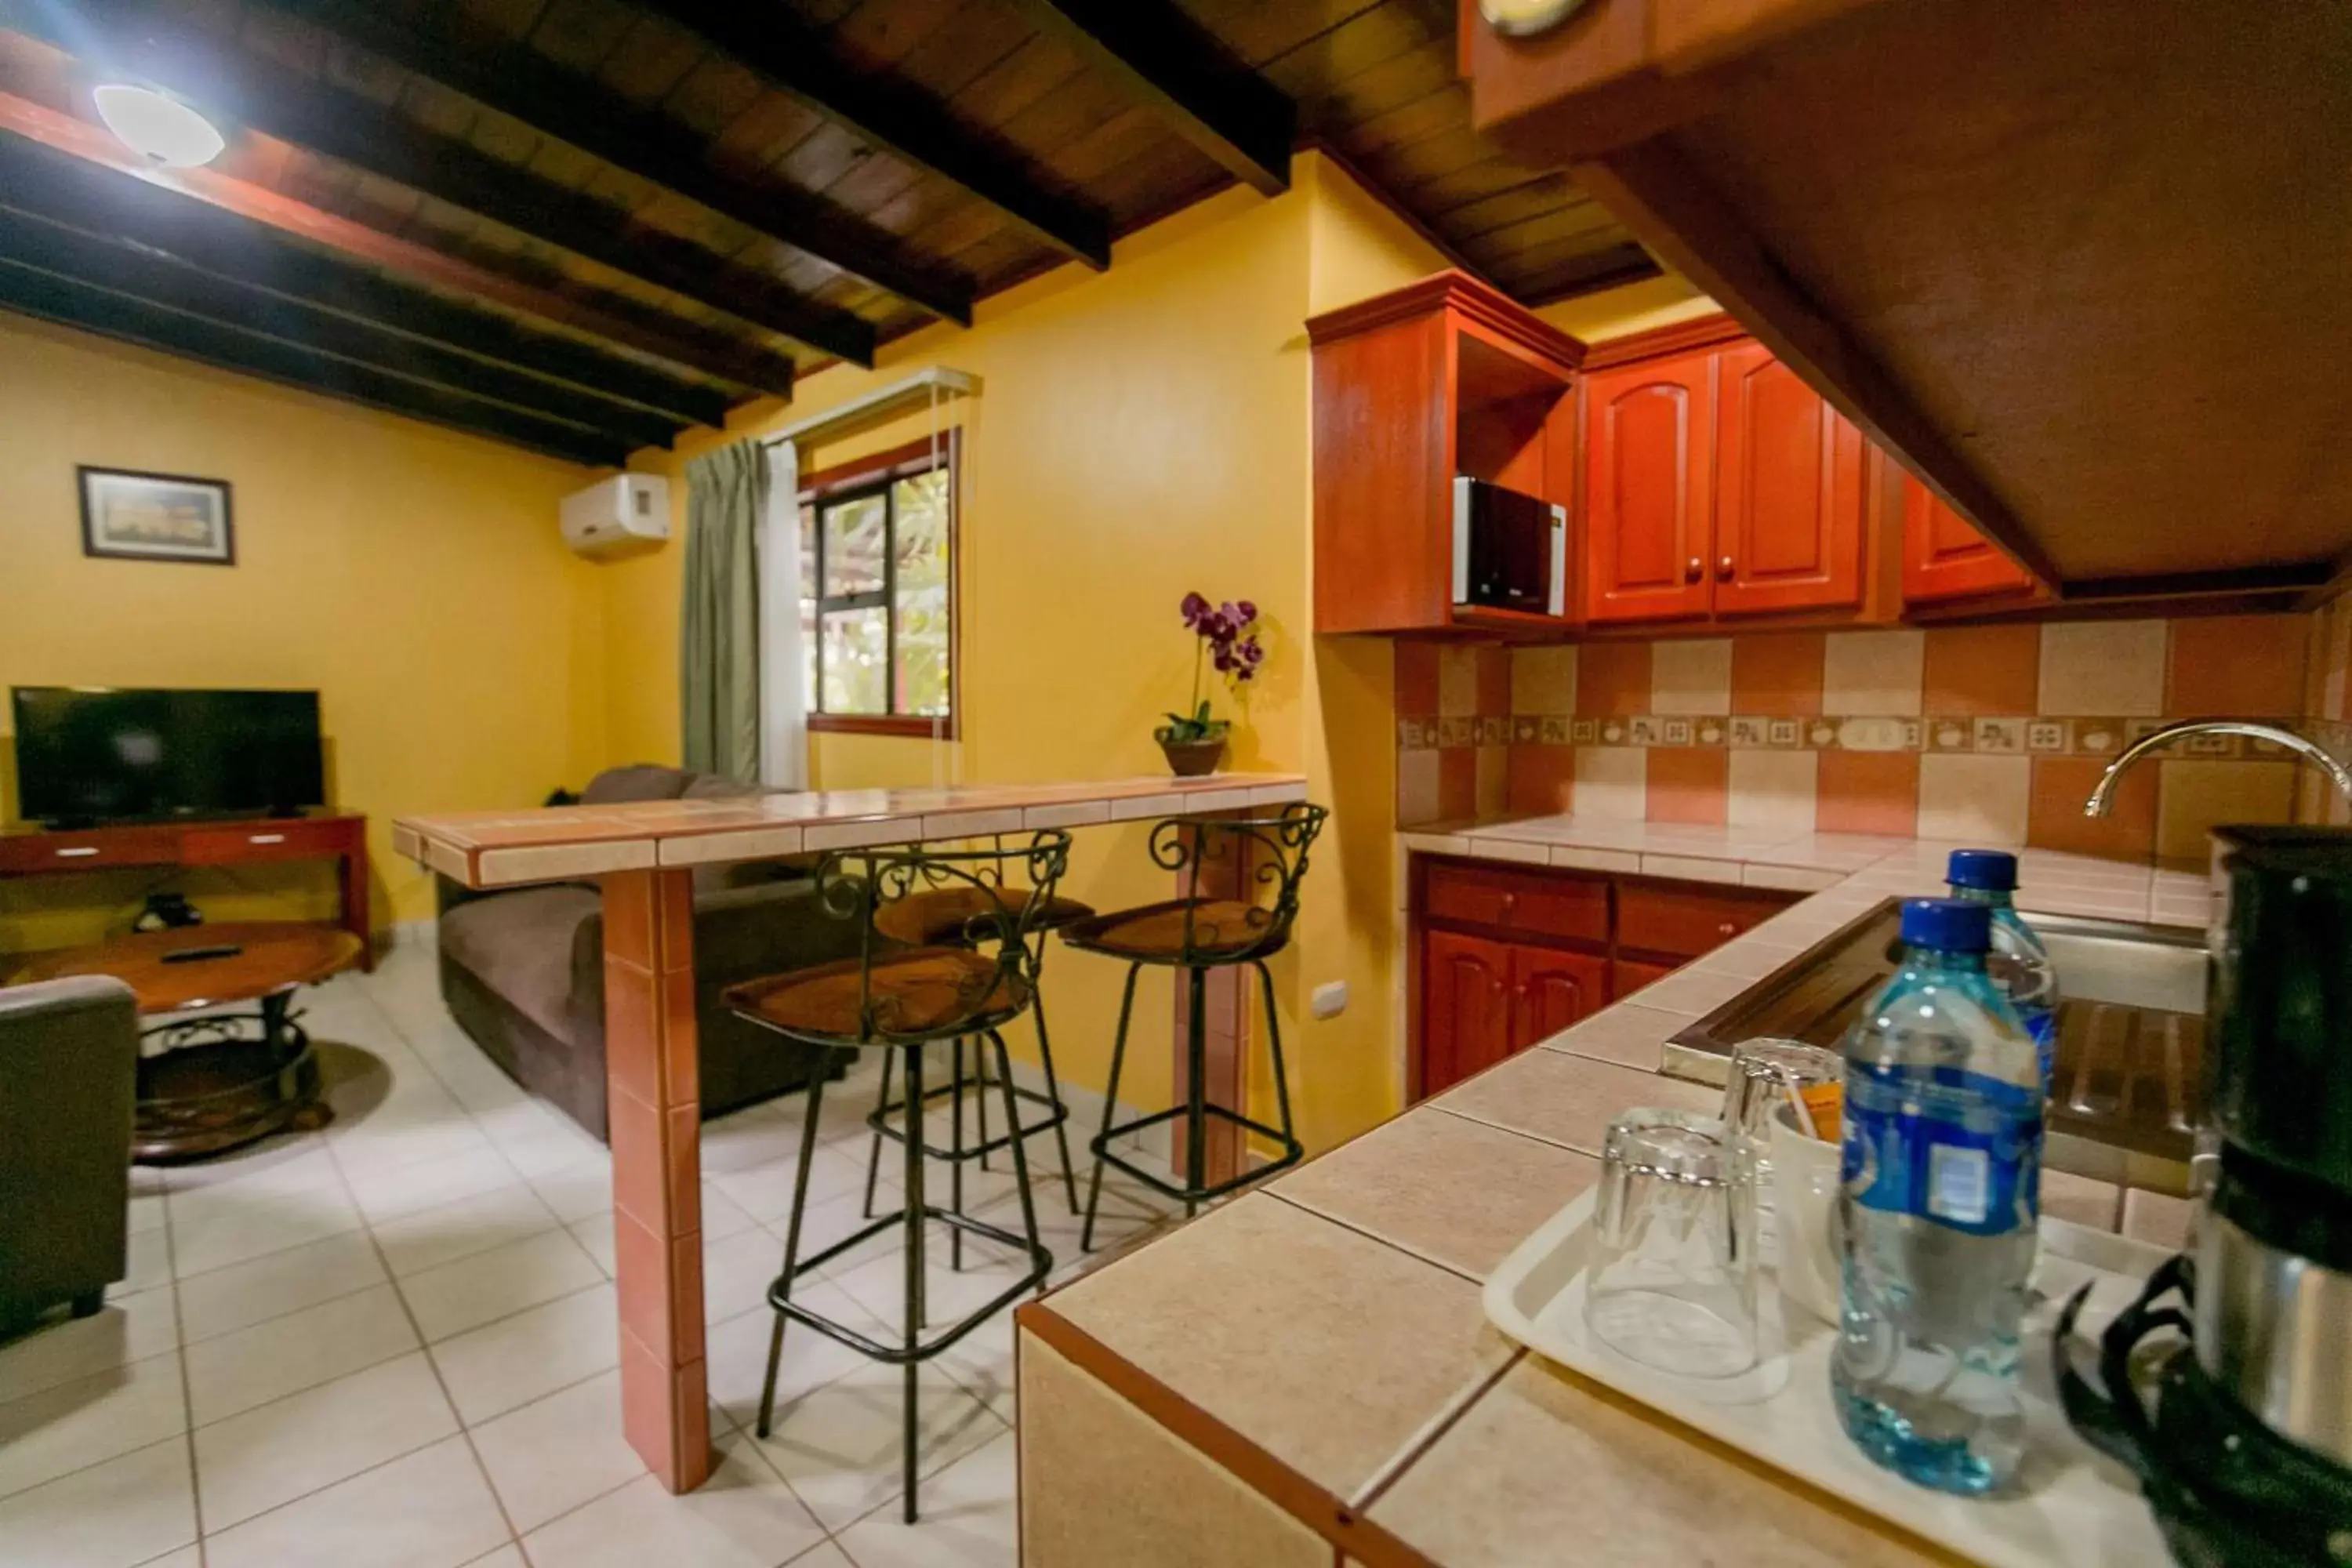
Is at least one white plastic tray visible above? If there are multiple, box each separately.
[1483,1189,2174,1568]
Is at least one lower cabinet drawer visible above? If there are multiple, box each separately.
[182,820,353,864]
[1424,862,1609,944]
[1617,880,1788,960]
[0,828,179,872]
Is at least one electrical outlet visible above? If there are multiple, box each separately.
[1311,981,1348,1019]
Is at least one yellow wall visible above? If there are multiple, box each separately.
[0,316,604,952]
[1540,270,1719,342]
[600,151,1441,1147]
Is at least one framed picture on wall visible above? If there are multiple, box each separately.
[78,466,235,565]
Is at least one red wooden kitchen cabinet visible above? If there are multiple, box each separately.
[1512,944,1609,1047]
[1714,342,1867,615]
[1585,330,1868,625]
[1424,929,1516,1094]
[1583,350,1715,623]
[1900,474,2039,603]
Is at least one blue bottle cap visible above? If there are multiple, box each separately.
[1946,848,2019,891]
[1900,897,1992,953]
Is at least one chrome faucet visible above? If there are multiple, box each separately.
[2082,720,2352,817]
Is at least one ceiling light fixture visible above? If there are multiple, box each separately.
[92,83,224,169]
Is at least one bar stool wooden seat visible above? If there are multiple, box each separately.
[1058,803,1327,1251]
[722,831,1071,1523]
[857,870,1093,1219]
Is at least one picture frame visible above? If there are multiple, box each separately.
[78,466,235,565]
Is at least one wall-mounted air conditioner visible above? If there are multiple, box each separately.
[561,474,670,559]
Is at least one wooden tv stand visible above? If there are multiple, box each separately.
[0,812,372,971]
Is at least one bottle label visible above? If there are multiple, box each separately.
[2023,1004,2058,1087]
[1842,1063,2042,1236]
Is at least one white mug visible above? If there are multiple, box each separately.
[1769,1102,1842,1324]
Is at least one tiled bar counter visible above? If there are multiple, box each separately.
[1015,816,2204,1566]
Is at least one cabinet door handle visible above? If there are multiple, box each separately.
[1500,891,1517,914]
[1684,556,1702,583]
[1717,920,1737,936]
[1717,555,1734,580]
[55,846,100,858]
[249,833,287,845]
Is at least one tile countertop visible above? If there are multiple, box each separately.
[1016,815,2206,1567]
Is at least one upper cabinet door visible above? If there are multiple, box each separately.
[1712,343,1867,615]
[1900,474,2038,602]
[1584,354,1715,623]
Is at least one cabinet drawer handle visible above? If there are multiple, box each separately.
[1717,555,1734,580]
[1684,556,1701,583]
[1500,892,1517,913]
[1717,920,1737,936]
[55,846,100,858]
[249,833,287,845]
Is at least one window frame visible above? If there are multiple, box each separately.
[797,432,960,739]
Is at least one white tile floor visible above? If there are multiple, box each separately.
[0,935,1177,1568]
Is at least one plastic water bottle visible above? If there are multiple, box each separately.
[1947,849,2060,1092]
[1834,898,2042,1496]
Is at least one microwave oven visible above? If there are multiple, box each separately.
[1451,477,1566,615]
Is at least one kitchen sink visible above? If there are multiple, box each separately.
[1669,899,2209,1194]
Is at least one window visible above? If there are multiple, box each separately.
[798,434,956,736]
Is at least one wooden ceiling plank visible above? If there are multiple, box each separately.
[1507,241,1664,306]
[0,259,630,466]
[0,82,794,396]
[0,203,683,448]
[635,0,1112,268]
[1007,0,1295,196]
[267,0,975,324]
[0,134,727,423]
[87,9,879,361]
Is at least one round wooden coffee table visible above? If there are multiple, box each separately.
[8,923,363,1162]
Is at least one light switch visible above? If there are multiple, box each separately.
[1311,981,1348,1019]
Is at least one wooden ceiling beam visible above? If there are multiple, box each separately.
[264,0,975,326]
[0,132,725,428]
[0,85,797,398]
[84,15,877,365]
[637,0,1112,270]
[0,203,684,452]
[1009,0,1295,196]
[0,260,631,466]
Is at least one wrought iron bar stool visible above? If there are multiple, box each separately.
[855,841,1092,1225]
[722,831,1069,1523]
[1058,803,1327,1252]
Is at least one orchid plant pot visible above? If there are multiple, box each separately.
[1156,727,1229,777]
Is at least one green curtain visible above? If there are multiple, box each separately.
[681,441,763,782]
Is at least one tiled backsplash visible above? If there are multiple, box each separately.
[1397,616,2317,859]
[2302,594,2352,826]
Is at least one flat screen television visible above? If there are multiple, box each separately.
[10,687,325,826]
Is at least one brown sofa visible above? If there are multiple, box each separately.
[0,975,135,1332]
[436,764,858,1140]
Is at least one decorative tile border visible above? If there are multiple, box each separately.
[1399,713,2318,762]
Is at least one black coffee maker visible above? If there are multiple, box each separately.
[2060,827,2352,1566]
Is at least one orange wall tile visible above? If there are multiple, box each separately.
[1817,750,1918,837]
[1922,626,2040,716]
[1437,746,1476,821]
[2027,756,2156,859]
[2168,615,2307,719]
[1730,632,1824,715]
[1396,643,1439,718]
[1577,642,1653,717]
[1506,746,1576,815]
[1475,644,1513,718]
[1645,747,1728,825]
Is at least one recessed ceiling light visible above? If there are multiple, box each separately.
[93,83,224,169]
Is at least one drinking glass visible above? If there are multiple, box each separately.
[1583,1108,1756,1377]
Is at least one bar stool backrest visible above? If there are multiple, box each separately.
[1150,802,1329,966]
[811,829,1073,1044]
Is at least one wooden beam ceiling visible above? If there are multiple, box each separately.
[85,12,877,365]
[1011,0,1296,197]
[0,133,725,430]
[262,0,975,327]
[0,81,797,399]
[636,0,1113,270]
[0,259,633,466]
